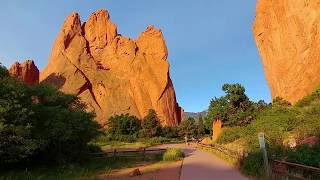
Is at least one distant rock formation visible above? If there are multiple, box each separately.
[40,9,183,126]
[9,60,39,85]
[253,0,320,103]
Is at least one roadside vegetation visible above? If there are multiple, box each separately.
[163,148,184,161]
[204,83,320,179]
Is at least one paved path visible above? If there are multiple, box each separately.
[180,145,248,180]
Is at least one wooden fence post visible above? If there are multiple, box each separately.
[258,132,270,177]
[113,149,117,159]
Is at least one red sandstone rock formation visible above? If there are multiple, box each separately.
[253,0,320,103]
[40,9,183,126]
[9,60,39,85]
[212,119,222,141]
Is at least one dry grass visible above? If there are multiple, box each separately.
[198,146,239,166]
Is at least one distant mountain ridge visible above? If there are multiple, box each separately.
[184,110,207,120]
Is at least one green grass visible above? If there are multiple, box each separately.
[92,137,183,151]
[97,141,148,150]
[0,153,163,180]
[162,148,184,161]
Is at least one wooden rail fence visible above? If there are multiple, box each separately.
[270,159,320,180]
[197,142,243,160]
[88,148,167,159]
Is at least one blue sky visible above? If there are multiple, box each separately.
[0,0,270,112]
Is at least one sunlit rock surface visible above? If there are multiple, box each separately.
[253,0,320,103]
[40,9,183,126]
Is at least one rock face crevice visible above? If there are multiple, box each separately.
[253,0,320,103]
[40,9,183,126]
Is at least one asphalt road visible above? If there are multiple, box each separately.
[180,145,248,180]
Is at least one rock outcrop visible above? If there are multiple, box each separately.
[40,9,183,126]
[9,60,39,85]
[253,0,320,103]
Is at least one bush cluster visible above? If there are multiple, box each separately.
[162,148,184,161]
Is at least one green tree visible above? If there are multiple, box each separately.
[206,96,228,129]
[222,83,250,110]
[161,126,179,138]
[140,109,161,138]
[178,117,197,138]
[206,83,255,127]
[0,74,100,164]
[197,115,205,137]
[27,83,100,163]
[107,114,141,136]
[0,77,36,163]
[0,63,8,79]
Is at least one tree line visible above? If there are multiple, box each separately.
[103,109,205,142]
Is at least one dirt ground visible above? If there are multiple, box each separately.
[97,160,182,180]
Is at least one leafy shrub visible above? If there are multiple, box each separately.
[162,148,184,161]
[293,105,320,138]
[240,151,264,177]
[287,144,320,167]
[248,107,299,146]
[216,126,246,144]
[272,97,291,107]
[296,86,320,107]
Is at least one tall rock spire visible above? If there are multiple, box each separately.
[40,9,183,126]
